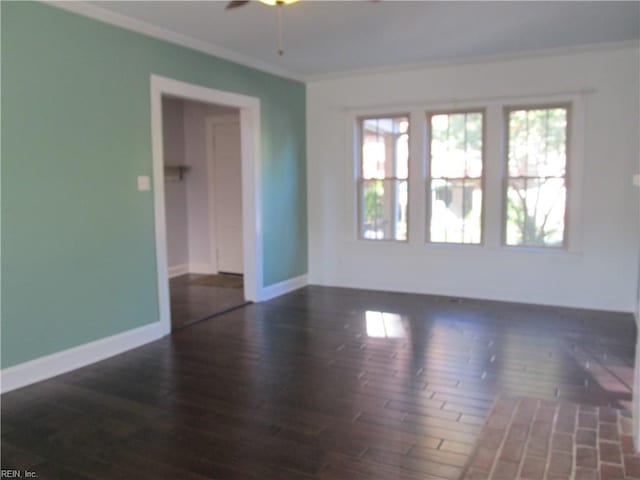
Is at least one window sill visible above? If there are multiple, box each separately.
[497,245,583,257]
[348,236,583,257]
[356,238,409,244]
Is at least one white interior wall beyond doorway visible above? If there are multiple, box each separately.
[162,99,241,277]
[151,75,262,335]
[162,98,189,274]
[184,102,240,275]
[206,114,243,275]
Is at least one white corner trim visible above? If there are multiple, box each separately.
[0,322,167,394]
[43,1,303,82]
[634,259,640,452]
[168,264,190,278]
[259,274,308,302]
[634,334,640,453]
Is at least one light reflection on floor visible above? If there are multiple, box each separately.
[365,310,406,338]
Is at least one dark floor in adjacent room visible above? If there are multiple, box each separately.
[1,286,636,479]
[170,273,247,330]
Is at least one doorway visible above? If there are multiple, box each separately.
[162,98,248,330]
[150,75,263,335]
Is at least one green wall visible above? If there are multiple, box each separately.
[1,2,307,368]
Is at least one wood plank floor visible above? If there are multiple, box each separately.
[170,274,247,330]
[1,286,636,479]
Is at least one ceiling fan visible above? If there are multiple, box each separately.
[225,0,301,56]
[225,0,378,56]
[226,0,299,9]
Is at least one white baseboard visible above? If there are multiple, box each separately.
[259,274,308,302]
[168,264,189,278]
[308,275,634,313]
[188,263,216,275]
[169,263,217,278]
[0,322,167,394]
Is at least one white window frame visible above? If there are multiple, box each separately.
[344,92,585,254]
[353,112,412,243]
[501,98,584,253]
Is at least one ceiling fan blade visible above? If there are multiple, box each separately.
[226,0,250,10]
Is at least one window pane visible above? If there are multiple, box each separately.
[428,111,484,245]
[508,108,567,177]
[429,178,482,244]
[362,116,409,179]
[360,179,408,241]
[430,112,483,178]
[506,178,566,247]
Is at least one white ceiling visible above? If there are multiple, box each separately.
[84,1,640,79]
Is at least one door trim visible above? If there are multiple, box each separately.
[150,75,262,335]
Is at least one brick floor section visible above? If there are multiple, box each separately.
[461,395,640,480]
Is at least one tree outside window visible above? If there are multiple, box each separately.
[505,106,569,248]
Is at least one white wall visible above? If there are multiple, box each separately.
[183,101,240,273]
[184,101,215,272]
[162,97,189,270]
[307,45,640,312]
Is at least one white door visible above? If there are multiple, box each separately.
[212,120,243,274]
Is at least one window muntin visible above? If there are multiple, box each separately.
[427,111,484,244]
[358,115,409,241]
[505,106,569,248]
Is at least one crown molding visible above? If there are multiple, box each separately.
[306,39,640,83]
[42,0,305,82]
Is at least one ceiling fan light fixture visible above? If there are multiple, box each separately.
[258,0,299,6]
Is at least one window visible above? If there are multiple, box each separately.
[427,111,484,244]
[352,100,579,251]
[505,105,569,248]
[358,115,409,241]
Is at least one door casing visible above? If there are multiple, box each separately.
[150,74,263,335]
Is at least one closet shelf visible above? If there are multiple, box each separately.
[164,165,190,181]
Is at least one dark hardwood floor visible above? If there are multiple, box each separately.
[1,286,636,479]
[170,273,247,330]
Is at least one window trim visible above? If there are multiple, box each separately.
[345,93,584,253]
[356,113,411,242]
[426,108,487,246]
[502,102,572,250]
